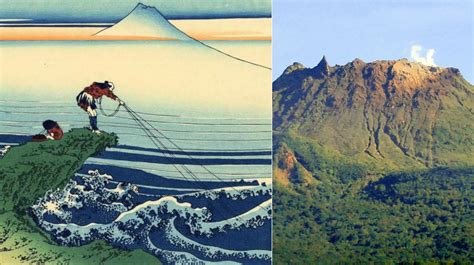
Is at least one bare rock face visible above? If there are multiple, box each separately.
[273,143,315,187]
[284,62,306,75]
[277,145,297,170]
[312,56,330,77]
[273,57,474,167]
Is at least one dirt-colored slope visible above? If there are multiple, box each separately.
[273,57,474,168]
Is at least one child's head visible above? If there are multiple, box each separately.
[42,120,59,130]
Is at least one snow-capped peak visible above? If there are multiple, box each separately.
[94,3,190,40]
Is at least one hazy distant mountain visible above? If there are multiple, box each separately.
[95,3,190,40]
[274,57,473,169]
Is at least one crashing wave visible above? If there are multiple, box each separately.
[181,184,271,201]
[31,170,138,225]
[31,170,271,264]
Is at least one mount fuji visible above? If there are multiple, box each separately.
[94,3,191,40]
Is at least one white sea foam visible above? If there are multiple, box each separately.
[31,169,271,264]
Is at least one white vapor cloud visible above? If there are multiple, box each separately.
[410,44,436,66]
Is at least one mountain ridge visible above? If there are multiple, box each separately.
[273,57,473,169]
[94,3,191,40]
[273,57,474,263]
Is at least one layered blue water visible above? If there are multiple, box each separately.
[0,38,272,263]
[0,99,272,264]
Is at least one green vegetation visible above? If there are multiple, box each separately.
[273,59,474,264]
[273,59,474,168]
[273,134,473,264]
[0,129,118,212]
[0,129,159,264]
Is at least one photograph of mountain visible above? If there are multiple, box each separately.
[0,1,272,264]
[273,0,473,264]
[1,0,472,264]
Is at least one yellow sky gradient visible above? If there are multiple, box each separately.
[0,18,271,41]
[0,40,271,116]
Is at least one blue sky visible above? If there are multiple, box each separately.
[0,0,271,22]
[273,0,473,83]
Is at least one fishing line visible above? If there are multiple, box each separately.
[0,119,271,134]
[0,109,271,126]
[1,104,270,121]
[97,97,122,117]
[96,82,122,117]
[126,108,243,223]
[111,115,271,126]
[109,132,271,142]
[125,105,271,213]
[126,108,238,223]
[124,104,243,225]
[124,105,250,224]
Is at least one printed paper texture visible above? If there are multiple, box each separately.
[0,1,272,264]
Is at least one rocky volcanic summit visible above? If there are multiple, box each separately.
[273,57,473,167]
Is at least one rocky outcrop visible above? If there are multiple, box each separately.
[273,58,474,167]
[0,128,118,212]
[273,143,315,187]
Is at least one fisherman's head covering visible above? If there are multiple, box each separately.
[95,81,113,89]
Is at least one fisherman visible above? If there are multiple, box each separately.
[32,120,64,141]
[76,81,124,134]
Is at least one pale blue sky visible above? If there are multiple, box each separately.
[273,0,473,83]
[0,0,271,21]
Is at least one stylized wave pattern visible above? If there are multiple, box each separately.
[31,171,271,264]
[1,100,272,263]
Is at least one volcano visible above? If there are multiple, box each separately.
[94,3,191,40]
[273,57,474,263]
[273,57,473,169]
